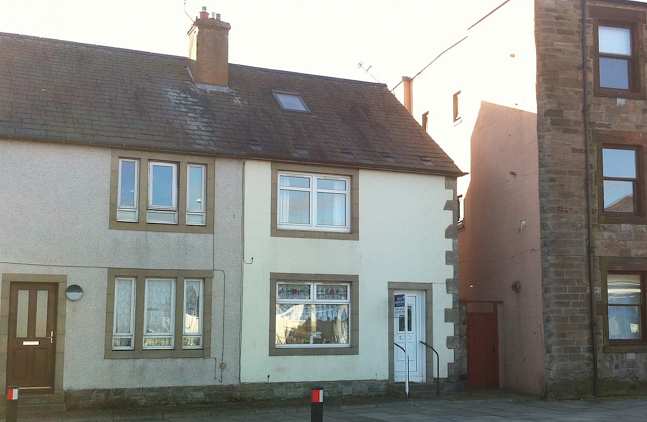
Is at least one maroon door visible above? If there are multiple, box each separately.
[467,312,499,388]
[7,283,58,391]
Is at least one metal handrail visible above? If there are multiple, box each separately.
[419,340,440,396]
[393,342,410,399]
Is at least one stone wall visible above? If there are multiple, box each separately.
[445,177,468,385]
[536,0,647,397]
[64,381,387,410]
[535,0,594,398]
[586,0,647,395]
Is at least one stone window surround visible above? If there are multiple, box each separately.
[109,149,216,234]
[595,131,647,224]
[0,274,67,394]
[270,162,359,240]
[600,257,647,353]
[105,268,213,359]
[590,5,645,99]
[268,273,359,356]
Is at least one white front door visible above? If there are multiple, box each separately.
[394,291,426,383]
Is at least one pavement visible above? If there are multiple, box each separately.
[5,395,647,421]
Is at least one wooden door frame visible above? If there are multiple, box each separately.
[1,274,67,394]
[387,282,434,384]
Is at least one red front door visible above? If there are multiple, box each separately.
[467,312,499,388]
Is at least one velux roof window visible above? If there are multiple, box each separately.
[273,91,309,112]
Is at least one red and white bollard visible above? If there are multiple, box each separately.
[6,387,19,422]
[310,386,324,422]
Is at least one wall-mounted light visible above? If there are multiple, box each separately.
[65,284,84,301]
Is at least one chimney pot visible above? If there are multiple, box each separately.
[199,6,209,20]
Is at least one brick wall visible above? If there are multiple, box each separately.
[536,0,647,397]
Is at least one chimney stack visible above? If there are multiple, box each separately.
[188,6,231,87]
[402,76,413,114]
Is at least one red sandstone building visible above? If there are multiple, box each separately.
[398,0,647,397]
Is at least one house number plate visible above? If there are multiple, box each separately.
[22,340,39,346]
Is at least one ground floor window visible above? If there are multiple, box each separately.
[275,282,350,347]
[607,272,644,342]
[106,269,212,358]
[269,273,359,356]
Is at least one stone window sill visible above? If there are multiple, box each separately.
[104,349,208,359]
[603,344,647,354]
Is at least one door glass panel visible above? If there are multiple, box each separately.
[398,314,405,332]
[35,290,48,338]
[407,305,413,332]
[16,290,29,338]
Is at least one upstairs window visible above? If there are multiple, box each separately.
[452,91,462,122]
[273,91,309,112]
[602,147,639,214]
[277,172,351,233]
[117,159,139,222]
[598,25,633,91]
[186,164,207,226]
[590,2,645,99]
[148,162,178,224]
[110,151,213,233]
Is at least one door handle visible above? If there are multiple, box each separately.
[49,330,54,344]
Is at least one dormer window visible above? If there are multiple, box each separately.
[273,91,309,112]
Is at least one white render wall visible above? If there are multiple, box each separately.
[240,160,455,383]
[0,139,243,390]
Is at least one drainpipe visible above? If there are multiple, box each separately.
[580,0,599,397]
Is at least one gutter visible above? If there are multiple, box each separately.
[580,0,599,397]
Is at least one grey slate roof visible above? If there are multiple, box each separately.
[0,32,462,176]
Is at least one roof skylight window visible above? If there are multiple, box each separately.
[273,91,309,112]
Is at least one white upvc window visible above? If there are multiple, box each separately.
[275,282,351,348]
[143,278,175,349]
[112,278,136,350]
[117,159,139,222]
[147,161,178,224]
[186,164,207,226]
[183,279,204,349]
[277,172,351,233]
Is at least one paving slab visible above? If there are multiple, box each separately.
[3,396,647,421]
